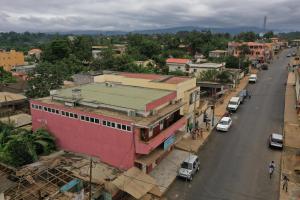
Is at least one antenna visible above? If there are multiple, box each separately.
[263,16,267,32]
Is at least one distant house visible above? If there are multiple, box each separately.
[28,48,42,60]
[209,50,228,58]
[92,45,126,59]
[188,63,225,76]
[134,59,156,68]
[228,42,273,63]
[12,64,36,74]
[0,50,24,71]
[166,58,192,73]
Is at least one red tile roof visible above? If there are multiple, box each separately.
[166,58,191,64]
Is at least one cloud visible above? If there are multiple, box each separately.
[0,0,299,32]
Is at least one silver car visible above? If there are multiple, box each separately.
[269,133,283,149]
[178,154,200,181]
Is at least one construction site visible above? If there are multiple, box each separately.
[0,151,164,200]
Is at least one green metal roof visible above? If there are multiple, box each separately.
[53,83,173,111]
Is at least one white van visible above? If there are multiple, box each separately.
[178,154,200,181]
[249,74,257,83]
[227,97,241,112]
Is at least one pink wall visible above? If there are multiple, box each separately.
[30,100,135,169]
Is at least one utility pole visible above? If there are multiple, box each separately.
[89,157,92,200]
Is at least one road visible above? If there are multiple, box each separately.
[165,49,292,200]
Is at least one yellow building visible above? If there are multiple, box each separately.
[94,71,201,128]
[0,50,24,71]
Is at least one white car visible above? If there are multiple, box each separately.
[269,133,283,149]
[216,117,232,132]
[249,74,257,83]
[227,97,241,112]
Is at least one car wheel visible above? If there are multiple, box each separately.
[189,176,193,181]
[197,166,200,172]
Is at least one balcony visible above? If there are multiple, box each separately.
[135,116,186,154]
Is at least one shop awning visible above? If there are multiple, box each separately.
[112,167,156,199]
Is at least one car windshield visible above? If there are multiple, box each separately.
[271,137,282,144]
[181,162,193,170]
[219,120,229,125]
[229,101,237,105]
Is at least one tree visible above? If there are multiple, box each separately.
[42,39,71,62]
[0,67,16,85]
[263,31,275,39]
[235,32,259,42]
[238,44,251,57]
[217,71,232,83]
[198,69,219,82]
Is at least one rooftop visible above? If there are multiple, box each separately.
[189,62,224,68]
[210,50,227,53]
[104,71,191,84]
[0,92,27,105]
[166,58,191,64]
[50,83,175,112]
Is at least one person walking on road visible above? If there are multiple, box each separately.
[269,161,275,179]
[282,175,289,192]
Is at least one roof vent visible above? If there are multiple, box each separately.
[72,88,81,100]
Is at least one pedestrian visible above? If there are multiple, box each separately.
[269,161,275,179]
[282,175,289,192]
[188,123,193,133]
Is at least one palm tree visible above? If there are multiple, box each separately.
[198,69,219,82]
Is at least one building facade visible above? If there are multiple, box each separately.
[166,58,192,73]
[209,50,228,58]
[31,83,188,172]
[228,42,273,62]
[0,50,24,71]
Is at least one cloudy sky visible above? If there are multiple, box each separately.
[0,0,299,32]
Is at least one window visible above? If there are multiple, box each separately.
[70,113,74,118]
[62,111,65,116]
[193,69,197,73]
[47,108,51,112]
[95,118,100,124]
[81,115,85,120]
[55,110,59,114]
[90,117,95,123]
[31,104,35,109]
[127,126,132,132]
[122,125,127,130]
[117,123,121,129]
[107,121,111,127]
[111,122,115,128]
[39,106,42,110]
[103,120,107,126]
[85,116,90,122]
[51,108,55,113]
[74,114,78,119]
[44,107,47,111]
[66,112,69,117]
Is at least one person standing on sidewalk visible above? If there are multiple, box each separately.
[282,175,289,192]
[269,161,275,179]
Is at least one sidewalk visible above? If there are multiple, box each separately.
[280,72,300,200]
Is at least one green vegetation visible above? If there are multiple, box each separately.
[0,67,17,85]
[198,69,232,83]
[0,123,56,167]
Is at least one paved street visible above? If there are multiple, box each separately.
[165,50,292,200]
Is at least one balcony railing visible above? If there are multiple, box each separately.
[135,116,186,154]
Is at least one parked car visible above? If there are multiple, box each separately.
[238,90,247,104]
[249,74,257,83]
[269,133,283,149]
[178,154,200,181]
[227,97,241,112]
[216,117,232,132]
[292,52,297,56]
[286,53,291,57]
[261,64,269,70]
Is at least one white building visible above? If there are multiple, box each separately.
[166,58,192,73]
[187,62,225,76]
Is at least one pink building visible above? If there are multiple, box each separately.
[31,83,187,172]
[228,42,273,62]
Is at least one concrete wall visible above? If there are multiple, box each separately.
[30,100,136,169]
[0,50,24,71]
